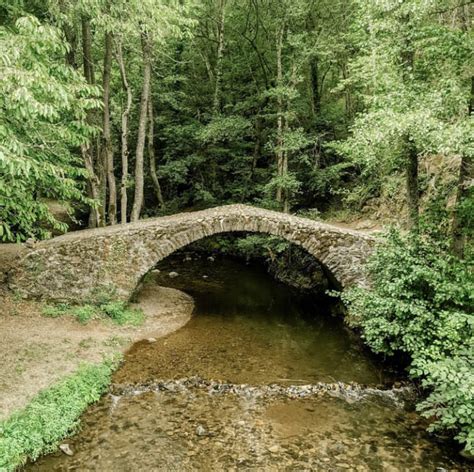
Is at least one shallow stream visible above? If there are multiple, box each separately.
[28,256,467,470]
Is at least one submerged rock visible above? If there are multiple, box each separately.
[169,271,179,278]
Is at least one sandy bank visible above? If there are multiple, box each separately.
[0,285,194,420]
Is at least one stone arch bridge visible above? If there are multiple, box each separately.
[8,205,375,302]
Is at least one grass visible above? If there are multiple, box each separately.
[0,359,119,471]
[41,300,144,326]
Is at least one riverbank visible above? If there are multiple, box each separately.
[0,285,194,420]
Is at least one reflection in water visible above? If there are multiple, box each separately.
[28,256,467,471]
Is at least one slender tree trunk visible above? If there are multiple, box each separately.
[341,61,352,120]
[81,145,101,224]
[275,23,285,207]
[305,10,321,122]
[282,107,289,213]
[401,17,419,230]
[130,31,152,222]
[81,16,102,228]
[212,0,226,115]
[451,76,474,257]
[81,17,95,85]
[147,93,165,208]
[404,138,419,231]
[251,115,262,178]
[59,1,76,67]
[309,58,321,117]
[116,40,132,224]
[102,31,116,225]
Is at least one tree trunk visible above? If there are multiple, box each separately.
[81,16,102,228]
[305,9,321,122]
[251,114,262,178]
[130,31,152,222]
[212,0,226,115]
[405,137,419,231]
[309,58,321,117]
[451,76,474,257]
[81,145,101,226]
[275,23,285,206]
[401,17,419,230]
[148,93,165,208]
[59,1,76,67]
[116,40,132,224]
[102,31,116,225]
[81,17,95,85]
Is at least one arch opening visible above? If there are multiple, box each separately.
[132,231,342,310]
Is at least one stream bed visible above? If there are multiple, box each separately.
[28,256,468,471]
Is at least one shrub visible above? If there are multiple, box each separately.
[101,301,144,326]
[340,229,474,454]
[71,305,98,325]
[417,350,474,455]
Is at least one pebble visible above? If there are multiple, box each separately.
[169,271,179,278]
[268,445,280,453]
[196,425,207,436]
[147,338,157,343]
[59,443,74,456]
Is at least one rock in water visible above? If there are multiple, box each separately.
[168,271,179,278]
[59,443,74,456]
[195,425,207,436]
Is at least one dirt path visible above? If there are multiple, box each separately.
[0,285,194,420]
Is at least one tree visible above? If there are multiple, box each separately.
[333,0,473,234]
[0,16,99,241]
[130,29,152,222]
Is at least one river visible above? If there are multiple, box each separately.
[28,255,467,471]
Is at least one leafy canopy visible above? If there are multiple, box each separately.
[0,16,100,241]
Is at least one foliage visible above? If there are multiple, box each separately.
[0,359,118,471]
[41,300,144,326]
[417,349,474,454]
[100,301,144,326]
[341,228,474,453]
[332,0,473,211]
[41,303,70,318]
[0,16,99,241]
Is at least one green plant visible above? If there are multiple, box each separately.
[0,16,99,242]
[101,301,144,326]
[41,303,69,318]
[340,229,474,453]
[40,300,144,327]
[71,305,97,325]
[0,359,119,471]
[417,349,474,455]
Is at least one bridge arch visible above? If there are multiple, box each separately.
[9,205,374,302]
